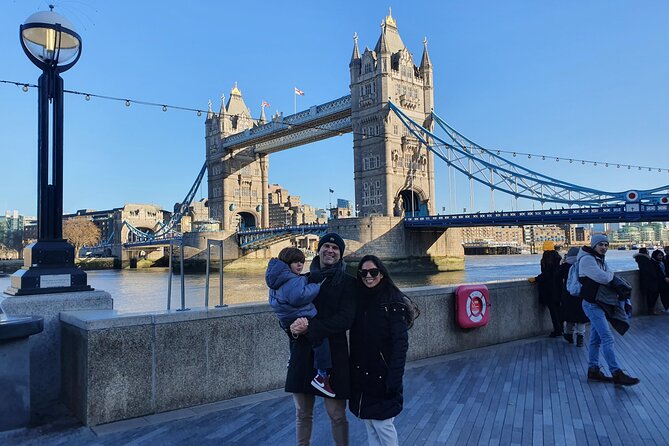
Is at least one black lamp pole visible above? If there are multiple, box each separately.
[6,8,91,295]
[38,68,65,241]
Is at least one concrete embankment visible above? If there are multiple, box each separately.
[0,258,119,275]
[57,270,643,426]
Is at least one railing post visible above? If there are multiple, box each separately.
[204,239,227,308]
[177,238,190,312]
[215,240,226,308]
[167,240,173,310]
[205,240,211,307]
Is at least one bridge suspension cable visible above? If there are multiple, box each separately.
[124,161,208,242]
[388,101,669,206]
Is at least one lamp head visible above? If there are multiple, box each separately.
[20,6,82,72]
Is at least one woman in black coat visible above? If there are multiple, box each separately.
[651,249,669,312]
[349,255,414,446]
[634,248,661,314]
[530,242,563,337]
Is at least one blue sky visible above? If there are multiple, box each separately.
[1,0,668,217]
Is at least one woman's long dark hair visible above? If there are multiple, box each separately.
[356,254,420,328]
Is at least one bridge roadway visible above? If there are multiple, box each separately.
[4,314,668,445]
[406,203,669,228]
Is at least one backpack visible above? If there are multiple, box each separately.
[566,259,582,297]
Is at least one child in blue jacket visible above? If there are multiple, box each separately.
[265,247,334,397]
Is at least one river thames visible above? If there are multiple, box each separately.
[0,250,640,313]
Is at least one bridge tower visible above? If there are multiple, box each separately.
[205,84,269,231]
[350,10,436,218]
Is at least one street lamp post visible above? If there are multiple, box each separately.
[7,7,91,295]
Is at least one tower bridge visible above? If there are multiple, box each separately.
[123,10,668,270]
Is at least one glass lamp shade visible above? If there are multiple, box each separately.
[21,9,81,70]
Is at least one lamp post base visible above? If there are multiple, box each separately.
[4,240,92,296]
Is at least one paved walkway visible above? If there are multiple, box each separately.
[3,314,669,445]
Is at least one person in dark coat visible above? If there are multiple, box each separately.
[349,255,414,446]
[634,247,661,315]
[529,241,563,337]
[287,233,357,446]
[651,249,669,312]
[266,247,334,397]
[559,247,589,347]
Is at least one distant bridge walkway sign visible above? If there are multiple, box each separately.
[405,204,669,229]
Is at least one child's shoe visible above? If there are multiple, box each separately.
[311,374,336,397]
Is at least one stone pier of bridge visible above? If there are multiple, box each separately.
[182,216,464,273]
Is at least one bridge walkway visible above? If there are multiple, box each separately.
[3,315,669,445]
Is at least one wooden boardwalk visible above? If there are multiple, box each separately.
[3,314,669,445]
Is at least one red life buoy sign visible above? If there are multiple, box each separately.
[456,285,490,328]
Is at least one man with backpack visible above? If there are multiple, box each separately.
[578,234,640,386]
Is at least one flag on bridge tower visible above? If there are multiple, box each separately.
[261,100,271,108]
[294,87,305,113]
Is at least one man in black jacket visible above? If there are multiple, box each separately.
[287,233,357,446]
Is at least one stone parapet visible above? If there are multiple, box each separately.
[59,270,643,426]
[0,290,113,409]
[60,304,285,425]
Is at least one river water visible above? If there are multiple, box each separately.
[0,250,639,313]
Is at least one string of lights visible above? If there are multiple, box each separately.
[3,78,668,174]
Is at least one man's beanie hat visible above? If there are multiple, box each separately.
[318,233,345,255]
[590,234,609,248]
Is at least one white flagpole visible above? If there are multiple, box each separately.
[294,89,296,114]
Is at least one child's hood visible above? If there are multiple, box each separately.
[265,258,298,290]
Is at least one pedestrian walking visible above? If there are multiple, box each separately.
[579,234,639,386]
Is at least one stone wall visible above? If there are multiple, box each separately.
[0,291,113,409]
[59,270,643,426]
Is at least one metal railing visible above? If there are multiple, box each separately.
[204,239,226,308]
[166,239,188,312]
